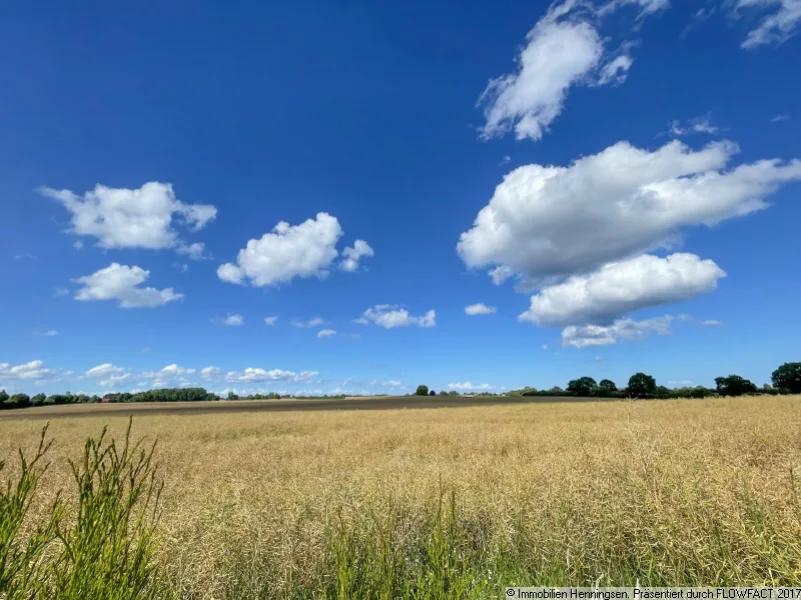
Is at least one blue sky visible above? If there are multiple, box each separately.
[2,0,800,396]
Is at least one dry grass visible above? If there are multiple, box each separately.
[2,395,801,598]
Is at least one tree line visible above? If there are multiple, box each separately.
[502,362,801,399]
[413,362,801,400]
[0,387,351,410]
[1,362,799,411]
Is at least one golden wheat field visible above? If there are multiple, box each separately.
[2,395,801,598]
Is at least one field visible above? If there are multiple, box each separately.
[0,394,607,420]
[1,395,800,598]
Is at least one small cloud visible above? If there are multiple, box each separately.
[141,346,153,353]
[172,262,189,272]
[499,155,511,165]
[668,380,694,388]
[74,240,84,250]
[317,329,337,338]
[264,316,278,326]
[667,115,719,137]
[355,305,435,329]
[677,313,692,322]
[770,115,789,123]
[215,314,244,326]
[541,344,549,351]
[700,319,722,327]
[465,303,496,316]
[13,253,39,261]
[291,317,325,328]
[339,240,374,272]
[33,330,58,337]
[176,242,210,261]
[447,382,492,391]
[54,287,70,297]
[593,356,604,362]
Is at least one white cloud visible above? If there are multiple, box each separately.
[176,242,208,260]
[73,240,84,250]
[701,319,723,326]
[160,364,195,376]
[217,314,244,326]
[73,263,182,308]
[458,140,801,284]
[356,305,436,329]
[668,116,720,136]
[200,366,221,380]
[38,182,216,252]
[465,303,497,316]
[597,54,634,85]
[669,380,694,387]
[54,287,70,297]
[264,316,278,326]
[597,0,670,17]
[85,363,126,378]
[736,0,801,48]
[339,240,374,272]
[225,368,318,383]
[519,253,726,327]
[771,115,790,122]
[99,373,131,388]
[448,382,493,391]
[291,317,325,328]
[542,344,549,350]
[218,213,345,287]
[13,253,39,261]
[0,360,55,381]
[477,0,664,142]
[478,2,604,141]
[561,315,674,348]
[317,329,337,338]
[33,330,59,337]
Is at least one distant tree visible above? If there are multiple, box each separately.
[627,373,657,398]
[550,386,563,394]
[598,379,617,392]
[227,391,239,400]
[415,385,429,396]
[448,390,459,396]
[429,389,436,396]
[31,393,47,406]
[9,394,31,408]
[655,385,671,399]
[0,389,8,407]
[715,375,757,397]
[439,390,448,396]
[567,377,597,397]
[771,362,801,393]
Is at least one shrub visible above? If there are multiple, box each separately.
[0,419,172,599]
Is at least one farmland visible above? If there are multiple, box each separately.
[2,395,801,598]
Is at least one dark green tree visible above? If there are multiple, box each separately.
[715,375,757,397]
[627,373,657,398]
[439,390,448,396]
[0,389,8,407]
[429,389,436,396]
[227,391,239,400]
[598,379,617,392]
[771,362,801,393]
[31,393,47,406]
[567,377,597,396]
[415,385,429,396]
[9,393,31,408]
